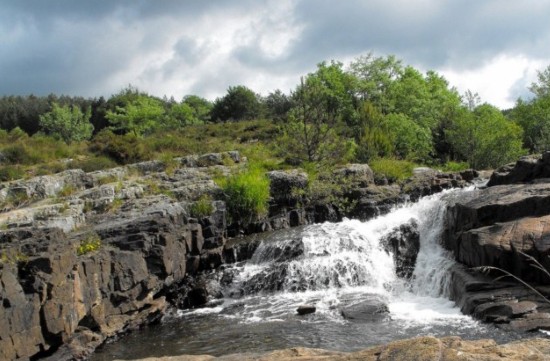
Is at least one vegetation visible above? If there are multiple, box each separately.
[1,52,547,186]
[217,165,271,224]
[77,233,102,256]
[189,194,214,219]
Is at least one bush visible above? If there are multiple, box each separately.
[370,158,416,183]
[90,130,150,164]
[189,194,214,219]
[69,156,118,172]
[77,233,101,255]
[218,166,270,223]
[0,165,25,181]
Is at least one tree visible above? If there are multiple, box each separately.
[529,65,550,99]
[348,53,403,113]
[447,104,525,169]
[182,95,212,123]
[383,113,433,162]
[210,85,263,122]
[280,77,352,164]
[355,101,393,162]
[509,96,550,152]
[39,102,93,143]
[106,95,165,136]
[264,89,292,122]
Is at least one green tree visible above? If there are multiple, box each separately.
[280,77,353,164]
[39,102,93,143]
[355,102,393,162]
[529,65,550,99]
[348,53,403,113]
[509,96,550,152]
[210,85,263,122]
[383,113,433,162]
[447,104,525,169]
[182,95,212,123]
[264,89,292,122]
[106,95,165,136]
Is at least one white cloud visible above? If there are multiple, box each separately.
[440,54,546,109]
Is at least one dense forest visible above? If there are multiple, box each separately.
[1,53,549,182]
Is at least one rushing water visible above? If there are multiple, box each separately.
[92,187,523,360]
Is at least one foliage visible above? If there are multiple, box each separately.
[90,129,151,164]
[529,65,550,99]
[383,113,433,162]
[69,156,118,172]
[210,85,264,122]
[218,166,270,223]
[369,158,416,183]
[0,165,26,181]
[106,93,165,136]
[77,233,102,256]
[509,96,550,152]
[189,194,214,219]
[264,89,292,122]
[280,76,353,165]
[447,104,525,169]
[354,102,393,162]
[349,53,403,113]
[39,102,93,143]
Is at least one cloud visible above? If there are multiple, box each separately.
[1,0,550,107]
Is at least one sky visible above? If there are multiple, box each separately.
[1,0,550,109]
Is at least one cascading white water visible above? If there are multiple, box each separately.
[229,187,472,317]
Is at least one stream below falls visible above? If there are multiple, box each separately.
[92,187,529,360]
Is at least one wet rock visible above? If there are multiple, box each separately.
[473,300,538,322]
[340,298,389,322]
[381,220,420,279]
[296,305,316,315]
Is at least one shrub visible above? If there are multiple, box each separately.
[189,194,214,219]
[0,165,25,181]
[90,130,150,164]
[218,166,270,223]
[370,158,416,183]
[77,233,101,255]
[69,156,118,172]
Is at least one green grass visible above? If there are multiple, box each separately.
[217,164,271,223]
[189,194,214,219]
[439,161,470,172]
[369,158,417,183]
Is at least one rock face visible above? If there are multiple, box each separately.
[444,153,550,332]
[114,336,550,361]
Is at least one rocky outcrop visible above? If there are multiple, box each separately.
[115,336,550,361]
[444,152,550,331]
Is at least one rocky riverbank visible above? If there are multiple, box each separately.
[444,152,550,332]
[0,151,475,360]
[115,336,550,361]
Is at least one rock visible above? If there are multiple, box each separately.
[444,183,550,283]
[334,163,374,187]
[381,220,420,279]
[110,336,550,361]
[296,305,316,315]
[267,170,308,206]
[340,297,389,322]
[488,152,550,186]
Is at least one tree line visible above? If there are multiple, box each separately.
[1,53,550,170]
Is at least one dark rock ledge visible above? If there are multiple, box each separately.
[444,152,550,333]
